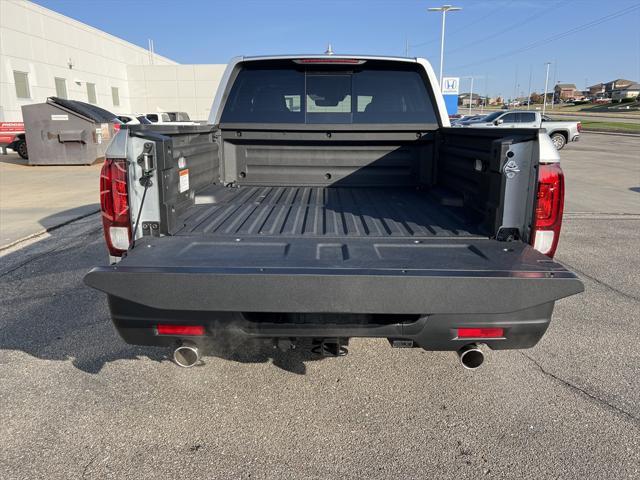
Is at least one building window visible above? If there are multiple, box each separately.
[87,82,97,104]
[111,87,120,107]
[13,71,30,99]
[55,77,68,99]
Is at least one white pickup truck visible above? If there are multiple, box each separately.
[85,55,583,369]
[457,110,581,150]
[144,111,195,124]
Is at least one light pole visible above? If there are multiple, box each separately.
[542,62,551,115]
[428,4,462,88]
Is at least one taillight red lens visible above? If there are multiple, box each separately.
[100,159,131,256]
[577,122,582,133]
[457,328,504,338]
[531,163,564,258]
[157,324,205,336]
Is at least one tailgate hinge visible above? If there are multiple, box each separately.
[141,221,160,237]
[496,227,520,242]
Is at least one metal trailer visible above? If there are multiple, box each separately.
[21,97,118,165]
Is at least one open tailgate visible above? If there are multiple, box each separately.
[85,235,583,315]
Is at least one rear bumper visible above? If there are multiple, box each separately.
[107,295,557,351]
[571,133,580,142]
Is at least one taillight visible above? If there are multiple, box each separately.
[100,158,131,256]
[531,163,564,258]
[577,122,582,133]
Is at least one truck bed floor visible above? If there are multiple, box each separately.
[176,186,482,238]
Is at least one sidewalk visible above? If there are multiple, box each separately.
[0,153,102,248]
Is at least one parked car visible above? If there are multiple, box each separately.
[84,54,583,369]
[1,122,27,159]
[453,114,487,125]
[460,110,581,149]
[144,111,194,124]
[116,114,152,125]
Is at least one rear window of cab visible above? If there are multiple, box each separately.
[221,62,438,124]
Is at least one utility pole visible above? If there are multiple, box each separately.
[542,62,551,115]
[461,76,475,114]
[512,65,519,108]
[469,76,474,115]
[482,74,488,113]
[551,61,558,110]
[527,65,533,110]
[428,5,462,88]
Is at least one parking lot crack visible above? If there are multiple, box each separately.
[81,452,99,479]
[556,260,639,303]
[520,352,639,425]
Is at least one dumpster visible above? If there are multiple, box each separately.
[21,97,118,165]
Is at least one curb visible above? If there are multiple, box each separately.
[0,208,100,252]
[581,130,640,137]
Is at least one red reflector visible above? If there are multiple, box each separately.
[157,324,205,336]
[457,328,504,338]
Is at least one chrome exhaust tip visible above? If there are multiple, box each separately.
[173,342,200,368]
[458,344,484,370]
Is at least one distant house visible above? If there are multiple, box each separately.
[611,83,640,101]
[604,79,635,96]
[588,83,605,96]
[458,93,482,107]
[554,83,577,100]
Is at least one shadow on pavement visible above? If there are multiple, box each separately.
[0,153,27,166]
[37,204,100,232]
[0,209,326,374]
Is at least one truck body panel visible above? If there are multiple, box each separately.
[85,55,583,358]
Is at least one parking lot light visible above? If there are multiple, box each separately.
[543,62,551,115]
[428,5,462,88]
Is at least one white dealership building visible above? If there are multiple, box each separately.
[0,0,226,122]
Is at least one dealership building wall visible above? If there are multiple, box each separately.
[0,0,225,123]
[127,65,226,121]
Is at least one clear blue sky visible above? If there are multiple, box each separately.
[33,0,640,99]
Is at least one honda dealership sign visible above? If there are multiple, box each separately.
[441,77,459,115]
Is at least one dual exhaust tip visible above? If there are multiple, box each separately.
[173,342,200,368]
[458,344,484,370]
[173,341,484,369]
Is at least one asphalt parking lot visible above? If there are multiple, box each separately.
[1,133,638,479]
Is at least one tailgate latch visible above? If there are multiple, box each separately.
[137,142,155,185]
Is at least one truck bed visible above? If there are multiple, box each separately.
[176,185,482,238]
